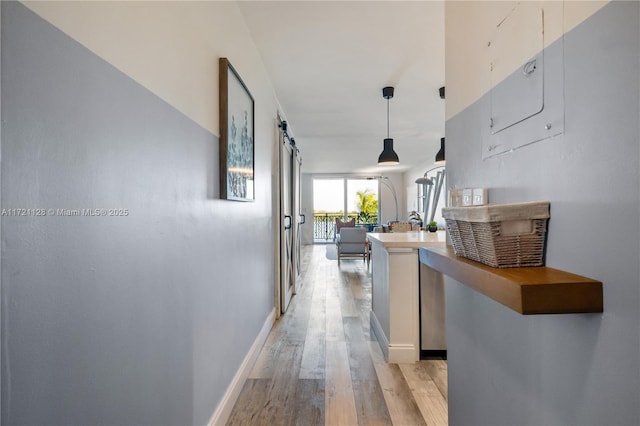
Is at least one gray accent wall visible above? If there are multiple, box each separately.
[1,2,274,425]
[445,3,640,425]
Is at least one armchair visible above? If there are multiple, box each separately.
[336,227,369,267]
[335,217,355,240]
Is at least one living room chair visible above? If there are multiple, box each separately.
[336,227,369,267]
[334,217,355,241]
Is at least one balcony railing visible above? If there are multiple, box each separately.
[313,213,378,241]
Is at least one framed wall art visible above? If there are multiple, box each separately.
[219,57,255,201]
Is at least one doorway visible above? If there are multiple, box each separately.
[312,177,379,243]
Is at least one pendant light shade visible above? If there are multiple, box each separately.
[435,137,445,164]
[378,138,399,165]
[378,86,399,165]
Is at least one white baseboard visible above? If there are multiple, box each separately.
[208,308,275,426]
[370,311,417,363]
[388,344,418,364]
[370,310,389,361]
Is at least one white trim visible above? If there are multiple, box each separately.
[370,310,418,364]
[388,344,418,364]
[370,310,389,361]
[208,308,275,426]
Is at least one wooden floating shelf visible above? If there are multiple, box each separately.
[419,246,603,315]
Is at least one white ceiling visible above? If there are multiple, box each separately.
[238,1,445,174]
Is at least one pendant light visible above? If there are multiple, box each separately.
[434,87,445,164]
[435,137,445,164]
[378,86,399,165]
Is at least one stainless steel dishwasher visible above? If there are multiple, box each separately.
[420,262,447,356]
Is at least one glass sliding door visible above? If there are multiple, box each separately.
[313,179,344,242]
[312,177,379,242]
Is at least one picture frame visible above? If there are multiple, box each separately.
[219,57,255,201]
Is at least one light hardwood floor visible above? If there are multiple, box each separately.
[226,244,448,426]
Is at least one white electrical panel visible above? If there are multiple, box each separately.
[483,3,564,159]
[489,6,544,134]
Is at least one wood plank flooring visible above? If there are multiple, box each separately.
[226,244,448,426]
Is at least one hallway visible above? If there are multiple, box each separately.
[227,245,448,425]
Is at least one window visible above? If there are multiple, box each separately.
[312,178,379,241]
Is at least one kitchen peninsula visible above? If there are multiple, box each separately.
[367,231,447,363]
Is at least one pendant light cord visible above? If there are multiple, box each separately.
[386,98,390,138]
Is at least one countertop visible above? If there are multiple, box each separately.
[366,230,447,249]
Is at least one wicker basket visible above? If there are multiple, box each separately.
[442,201,550,268]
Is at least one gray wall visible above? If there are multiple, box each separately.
[445,3,640,425]
[1,3,274,424]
